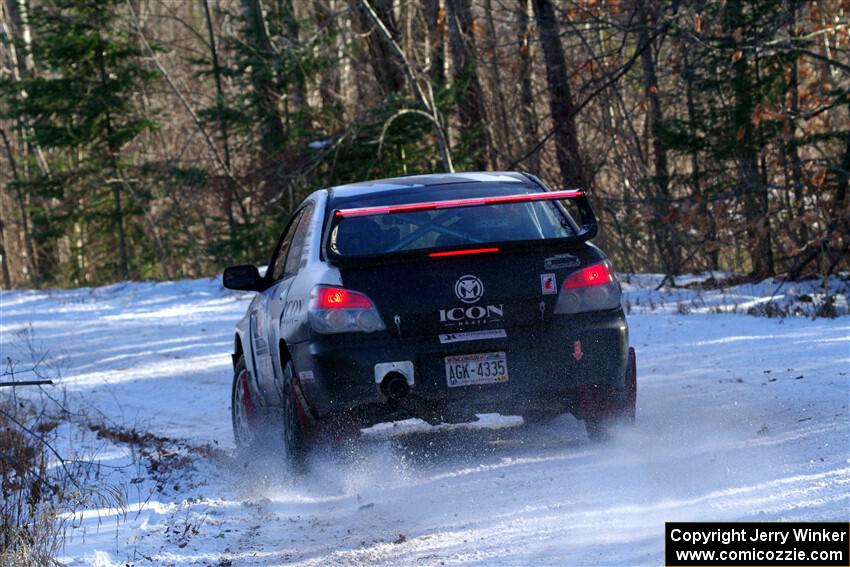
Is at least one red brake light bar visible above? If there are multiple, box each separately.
[428,247,500,258]
[335,189,585,218]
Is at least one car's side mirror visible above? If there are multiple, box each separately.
[223,265,266,292]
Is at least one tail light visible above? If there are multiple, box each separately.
[309,286,386,334]
[554,260,621,314]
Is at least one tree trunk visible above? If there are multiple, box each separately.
[357,0,455,172]
[445,0,492,170]
[422,0,446,86]
[786,0,807,245]
[483,0,511,163]
[96,44,131,280]
[202,0,236,236]
[111,184,130,279]
[280,0,309,123]
[2,0,45,283]
[240,0,285,156]
[726,0,772,276]
[0,125,37,283]
[349,0,405,96]
[516,0,539,173]
[834,95,849,219]
[3,0,28,80]
[531,0,586,189]
[4,0,49,176]
[787,94,849,279]
[637,0,680,275]
[314,0,342,114]
[682,52,719,271]
[0,203,11,288]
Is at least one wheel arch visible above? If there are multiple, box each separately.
[278,338,293,376]
[279,337,317,435]
[233,330,257,387]
[233,333,244,364]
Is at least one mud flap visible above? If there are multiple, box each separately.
[290,377,318,441]
[625,347,637,421]
[291,375,363,443]
[575,347,636,422]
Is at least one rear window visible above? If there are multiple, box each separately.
[329,186,574,257]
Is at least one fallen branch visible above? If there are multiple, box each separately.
[0,380,53,388]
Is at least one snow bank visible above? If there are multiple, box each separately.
[621,273,849,317]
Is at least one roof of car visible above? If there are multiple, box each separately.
[328,171,534,200]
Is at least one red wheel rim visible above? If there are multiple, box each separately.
[234,368,259,446]
[240,370,258,428]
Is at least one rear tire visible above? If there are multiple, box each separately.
[281,360,308,471]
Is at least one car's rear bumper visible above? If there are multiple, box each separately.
[290,309,628,425]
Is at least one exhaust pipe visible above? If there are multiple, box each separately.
[374,361,414,400]
[380,371,410,400]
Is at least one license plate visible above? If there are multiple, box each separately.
[445,352,508,388]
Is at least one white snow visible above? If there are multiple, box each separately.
[0,274,848,566]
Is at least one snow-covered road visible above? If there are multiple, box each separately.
[1,276,848,566]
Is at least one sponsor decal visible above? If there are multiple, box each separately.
[439,329,507,344]
[541,273,557,295]
[439,304,504,327]
[544,253,581,270]
[281,298,303,326]
[298,370,315,382]
[454,274,484,304]
[573,340,584,361]
[443,276,501,327]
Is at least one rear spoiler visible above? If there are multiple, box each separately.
[328,188,599,264]
[334,189,598,240]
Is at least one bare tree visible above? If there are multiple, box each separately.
[636,0,680,274]
[445,0,493,169]
[349,0,405,96]
[202,0,237,233]
[358,0,454,172]
[531,0,586,189]
[725,0,773,276]
[515,0,539,173]
[240,0,286,158]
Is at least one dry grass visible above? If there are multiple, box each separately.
[0,328,127,565]
[0,397,65,566]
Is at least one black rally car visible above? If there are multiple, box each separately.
[224,172,636,463]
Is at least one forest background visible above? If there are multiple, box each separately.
[0,0,847,289]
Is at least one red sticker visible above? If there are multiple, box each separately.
[541,273,557,295]
[573,340,583,361]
